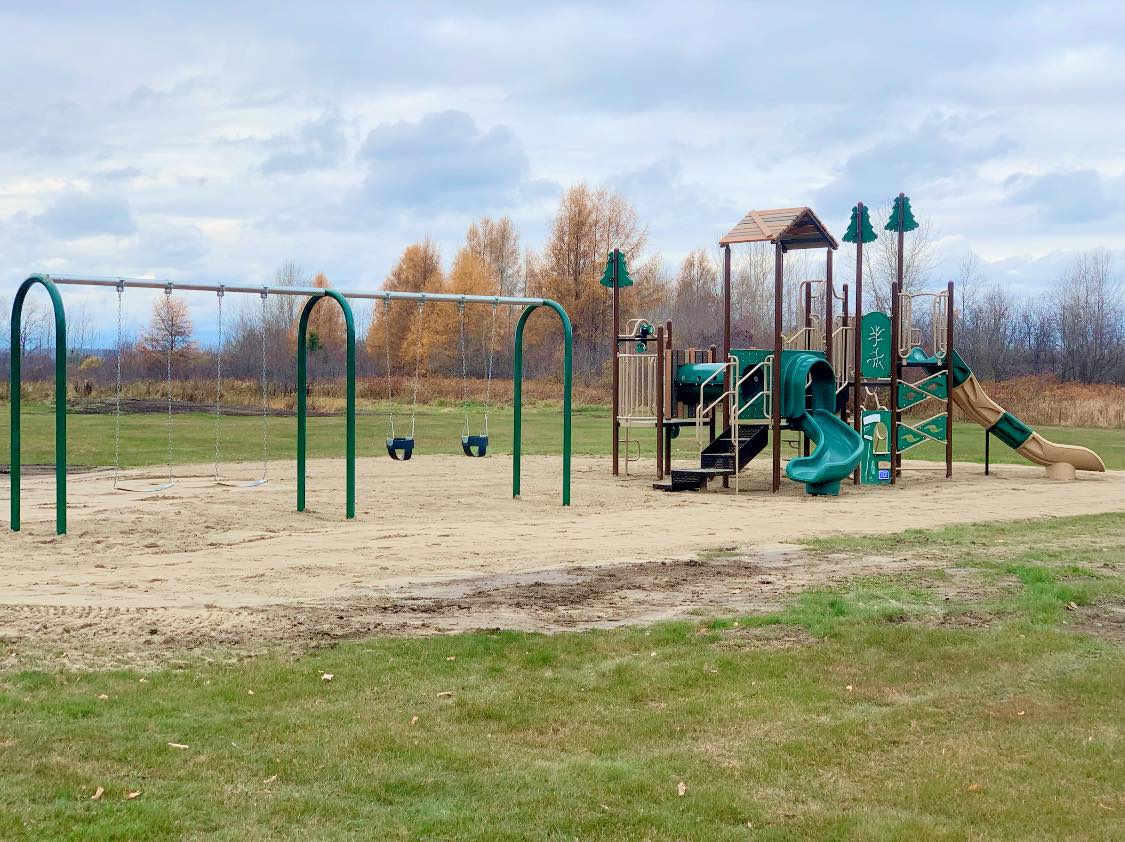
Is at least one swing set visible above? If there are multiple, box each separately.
[9,275,574,536]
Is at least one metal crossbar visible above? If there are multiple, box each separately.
[43,275,547,306]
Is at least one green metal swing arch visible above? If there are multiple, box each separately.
[8,274,573,536]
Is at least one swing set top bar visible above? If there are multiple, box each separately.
[44,274,547,306]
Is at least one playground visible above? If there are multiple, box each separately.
[2,200,1123,839]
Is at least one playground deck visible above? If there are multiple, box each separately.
[2,455,1122,665]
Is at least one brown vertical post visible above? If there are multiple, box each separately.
[946,280,954,479]
[852,202,864,485]
[708,344,718,442]
[895,202,905,480]
[664,319,673,471]
[802,279,813,456]
[611,248,620,476]
[824,249,834,366]
[772,241,784,493]
[655,325,665,481]
[722,245,731,359]
[841,282,849,420]
[722,243,732,488]
[889,280,899,485]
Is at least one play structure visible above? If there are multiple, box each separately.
[608,196,1105,494]
[8,275,574,536]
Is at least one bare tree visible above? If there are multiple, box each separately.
[1055,249,1125,383]
[837,204,938,312]
[671,249,721,349]
[139,293,196,369]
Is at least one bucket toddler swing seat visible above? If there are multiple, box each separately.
[457,299,498,458]
[384,296,422,460]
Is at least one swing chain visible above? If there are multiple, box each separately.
[260,289,269,481]
[165,284,174,485]
[483,301,498,434]
[409,298,425,436]
[214,286,224,480]
[113,281,125,488]
[457,300,468,408]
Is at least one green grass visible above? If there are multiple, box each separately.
[1,513,1123,839]
[3,401,1124,469]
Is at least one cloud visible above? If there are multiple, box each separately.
[814,114,1015,218]
[34,192,137,240]
[356,110,531,212]
[1004,169,1121,224]
[260,112,348,175]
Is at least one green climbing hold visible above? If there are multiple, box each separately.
[884,195,919,233]
[599,250,634,288]
[842,204,877,244]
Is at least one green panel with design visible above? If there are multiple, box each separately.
[897,371,948,409]
[860,311,892,379]
[896,423,929,452]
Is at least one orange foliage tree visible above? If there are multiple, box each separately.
[366,240,445,378]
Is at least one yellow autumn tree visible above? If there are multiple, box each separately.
[434,247,497,378]
[527,184,649,374]
[289,272,346,364]
[366,240,445,379]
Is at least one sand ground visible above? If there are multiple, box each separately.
[2,455,1122,666]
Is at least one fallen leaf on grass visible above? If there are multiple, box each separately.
[91,786,104,801]
[677,781,687,797]
[167,743,189,750]
[410,716,419,725]
[126,791,141,800]
[262,775,277,784]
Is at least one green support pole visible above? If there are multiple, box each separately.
[10,275,67,535]
[512,300,572,505]
[296,290,356,519]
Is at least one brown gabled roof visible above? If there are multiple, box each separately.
[719,206,838,251]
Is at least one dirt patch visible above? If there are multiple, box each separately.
[1067,599,1125,644]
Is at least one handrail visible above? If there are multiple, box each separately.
[695,358,735,447]
[734,357,772,420]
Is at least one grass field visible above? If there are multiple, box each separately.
[0,513,1122,839]
[3,401,1124,470]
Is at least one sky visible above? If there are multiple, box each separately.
[1,0,1124,336]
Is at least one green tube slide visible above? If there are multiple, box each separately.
[780,352,864,496]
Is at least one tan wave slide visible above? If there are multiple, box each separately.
[952,374,1106,480]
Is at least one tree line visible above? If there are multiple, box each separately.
[2,190,1124,396]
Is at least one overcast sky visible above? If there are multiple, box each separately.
[2,0,1123,332]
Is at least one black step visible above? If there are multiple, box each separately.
[700,425,768,472]
[655,467,733,492]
